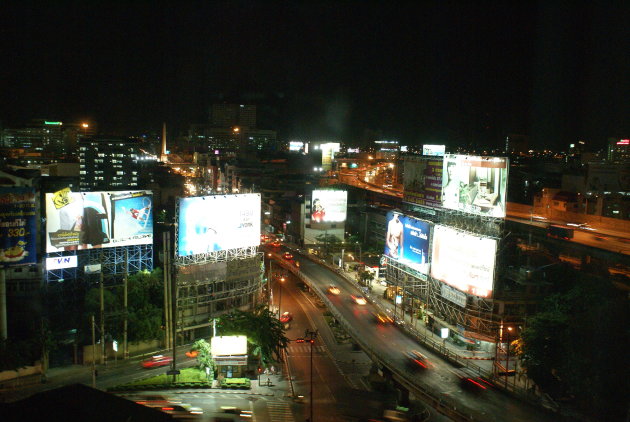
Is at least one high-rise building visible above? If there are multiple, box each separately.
[78,136,156,190]
[211,104,257,129]
[607,138,630,162]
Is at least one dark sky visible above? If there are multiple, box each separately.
[1,1,628,150]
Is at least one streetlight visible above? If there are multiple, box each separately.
[505,326,513,388]
[277,276,285,318]
[81,122,89,138]
[303,329,319,422]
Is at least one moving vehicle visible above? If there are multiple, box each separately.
[374,311,394,324]
[405,350,431,369]
[133,394,180,407]
[279,311,293,323]
[160,403,203,418]
[351,294,367,305]
[141,355,173,369]
[449,366,494,391]
[547,225,574,240]
[328,284,341,295]
[282,252,294,260]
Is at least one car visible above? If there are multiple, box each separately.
[351,294,367,305]
[159,403,203,418]
[219,406,253,418]
[279,311,292,323]
[141,354,173,369]
[270,240,282,248]
[328,285,341,295]
[405,350,431,369]
[133,394,180,407]
[282,252,294,260]
[450,367,493,391]
[374,311,394,324]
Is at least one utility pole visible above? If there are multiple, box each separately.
[91,315,96,388]
[99,253,106,365]
[123,249,128,359]
[163,231,171,349]
[169,228,179,383]
[0,268,6,340]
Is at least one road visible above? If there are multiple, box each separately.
[273,267,448,422]
[289,253,560,422]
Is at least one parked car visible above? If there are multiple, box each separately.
[141,355,173,369]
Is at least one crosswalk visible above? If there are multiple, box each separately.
[286,345,327,355]
[265,399,294,421]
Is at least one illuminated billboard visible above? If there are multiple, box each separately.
[422,144,445,156]
[311,190,347,223]
[383,211,431,274]
[441,155,508,217]
[45,189,153,253]
[0,188,37,266]
[177,193,261,256]
[430,225,496,298]
[403,156,443,208]
[46,255,78,270]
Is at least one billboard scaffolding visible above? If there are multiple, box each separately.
[175,193,261,264]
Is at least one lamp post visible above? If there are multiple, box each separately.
[505,326,513,388]
[277,276,285,318]
[304,329,319,422]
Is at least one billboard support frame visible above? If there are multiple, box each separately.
[175,245,259,266]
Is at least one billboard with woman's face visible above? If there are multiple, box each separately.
[311,190,347,223]
[441,155,508,218]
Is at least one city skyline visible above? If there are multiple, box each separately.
[1,2,628,150]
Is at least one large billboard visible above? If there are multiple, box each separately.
[45,189,153,253]
[0,188,37,266]
[441,155,508,217]
[403,156,443,208]
[383,211,431,274]
[177,193,261,256]
[430,225,496,298]
[311,190,347,223]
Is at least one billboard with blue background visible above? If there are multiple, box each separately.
[383,211,431,274]
[0,187,37,266]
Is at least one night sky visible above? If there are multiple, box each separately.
[1,1,628,151]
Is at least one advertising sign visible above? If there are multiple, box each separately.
[45,189,153,253]
[0,188,36,266]
[177,193,261,256]
[311,190,347,223]
[46,255,78,270]
[383,211,431,274]
[422,144,446,156]
[441,155,508,217]
[430,225,497,298]
[403,156,443,208]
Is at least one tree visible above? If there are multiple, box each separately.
[217,305,289,367]
[518,269,629,420]
[191,339,215,380]
[357,270,373,287]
